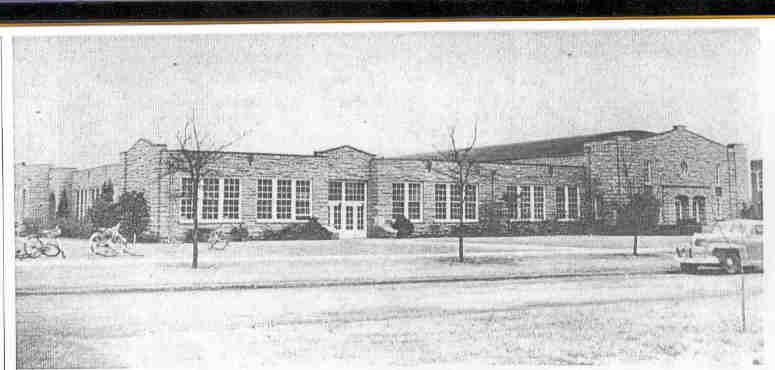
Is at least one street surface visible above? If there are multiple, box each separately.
[17,272,763,368]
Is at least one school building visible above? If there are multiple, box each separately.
[14,125,750,239]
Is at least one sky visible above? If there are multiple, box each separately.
[13,26,763,169]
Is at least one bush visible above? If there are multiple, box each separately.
[88,198,120,229]
[262,217,333,240]
[391,215,414,238]
[54,217,95,238]
[184,228,213,243]
[116,191,151,239]
[229,223,250,241]
[135,232,160,243]
[19,218,45,236]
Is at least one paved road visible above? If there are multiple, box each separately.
[16,273,763,368]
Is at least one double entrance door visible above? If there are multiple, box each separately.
[328,181,367,238]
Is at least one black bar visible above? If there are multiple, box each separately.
[0,0,772,23]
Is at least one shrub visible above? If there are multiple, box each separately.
[229,223,250,241]
[56,189,69,218]
[263,217,333,240]
[136,232,160,243]
[54,216,95,239]
[88,198,120,229]
[20,218,45,236]
[184,228,213,243]
[116,191,151,239]
[391,214,414,238]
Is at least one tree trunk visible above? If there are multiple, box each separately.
[192,180,199,269]
[632,233,638,256]
[458,218,464,262]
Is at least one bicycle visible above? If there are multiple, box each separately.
[208,229,230,251]
[15,226,65,260]
[89,223,143,257]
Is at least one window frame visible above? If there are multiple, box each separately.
[555,185,581,222]
[433,183,478,223]
[507,185,546,222]
[179,177,242,223]
[254,178,313,223]
[392,182,423,222]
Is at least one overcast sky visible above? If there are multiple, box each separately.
[13,26,762,168]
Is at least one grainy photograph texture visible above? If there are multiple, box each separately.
[12,25,765,368]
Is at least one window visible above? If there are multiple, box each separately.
[257,179,273,219]
[345,182,365,202]
[451,185,462,220]
[519,186,531,219]
[276,180,293,220]
[555,186,580,220]
[533,186,544,220]
[201,178,220,220]
[256,178,312,221]
[464,185,477,220]
[567,187,578,219]
[295,180,311,219]
[434,184,447,220]
[692,196,706,224]
[555,187,566,219]
[754,170,763,192]
[408,183,422,221]
[180,178,194,219]
[715,164,721,185]
[329,181,342,201]
[434,183,478,222]
[680,161,688,176]
[180,178,242,221]
[675,196,689,224]
[222,179,240,220]
[392,182,422,221]
[392,183,405,220]
[511,185,545,221]
[645,160,654,184]
[506,185,519,219]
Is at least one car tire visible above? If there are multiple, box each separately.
[680,263,698,274]
[721,253,742,274]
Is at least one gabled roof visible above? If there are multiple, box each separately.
[314,145,375,157]
[399,130,658,162]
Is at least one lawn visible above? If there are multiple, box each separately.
[16,235,688,294]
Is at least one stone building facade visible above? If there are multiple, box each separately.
[14,126,750,238]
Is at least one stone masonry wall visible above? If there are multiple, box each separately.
[371,159,587,236]
[585,126,747,226]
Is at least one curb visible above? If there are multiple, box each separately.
[15,270,671,297]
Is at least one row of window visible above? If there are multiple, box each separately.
[179,178,583,223]
[180,178,310,221]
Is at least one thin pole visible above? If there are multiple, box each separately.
[741,273,746,332]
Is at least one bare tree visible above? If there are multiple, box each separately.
[433,125,479,262]
[164,120,248,268]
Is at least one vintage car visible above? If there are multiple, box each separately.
[675,219,763,274]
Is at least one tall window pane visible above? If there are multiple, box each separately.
[276,180,292,219]
[329,181,342,201]
[180,178,194,219]
[392,183,405,220]
[450,185,462,220]
[202,178,220,220]
[555,186,566,219]
[533,186,544,220]
[567,186,578,219]
[464,185,476,220]
[257,179,273,219]
[519,186,531,220]
[223,178,240,219]
[506,185,518,219]
[295,180,311,219]
[407,183,421,221]
[435,184,447,220]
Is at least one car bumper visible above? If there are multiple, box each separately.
[674,246,719,265]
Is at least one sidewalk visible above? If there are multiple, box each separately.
[16,244,678,295]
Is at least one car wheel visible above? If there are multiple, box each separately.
[680,263,698,274]
[721,253,742,274]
